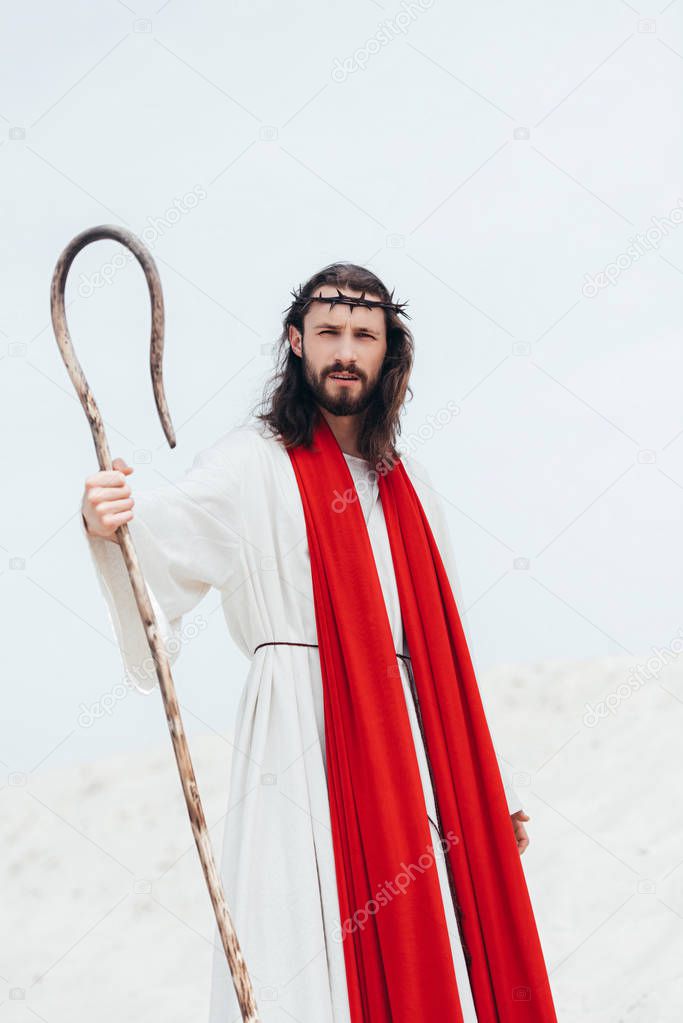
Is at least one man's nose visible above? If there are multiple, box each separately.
[332,328,357,363]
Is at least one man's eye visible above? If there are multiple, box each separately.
[319,329,372,338]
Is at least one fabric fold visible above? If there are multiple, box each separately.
[288,414,557,1021]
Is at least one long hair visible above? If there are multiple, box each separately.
[253,262,414,467]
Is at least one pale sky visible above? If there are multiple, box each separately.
[2,0,682,769]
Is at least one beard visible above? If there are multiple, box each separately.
[302,349,381,417]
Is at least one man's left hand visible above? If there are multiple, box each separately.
[511,809,530,855]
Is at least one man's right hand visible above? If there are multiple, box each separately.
[81,457,135,543]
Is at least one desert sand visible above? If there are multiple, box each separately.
[4,650,683,1021]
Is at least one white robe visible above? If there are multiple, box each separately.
[80,420,522,1022]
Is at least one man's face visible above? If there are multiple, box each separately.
[289,284,388,417]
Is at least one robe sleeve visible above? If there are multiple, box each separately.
[80,439,244,695]
[403,453,524,816]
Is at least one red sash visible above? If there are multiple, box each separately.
[287,414,557,1021]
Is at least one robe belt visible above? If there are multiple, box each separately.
[252,640,411,662]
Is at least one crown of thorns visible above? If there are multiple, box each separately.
[289,285,411,320]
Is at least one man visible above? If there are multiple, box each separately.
[81,263,556,1021]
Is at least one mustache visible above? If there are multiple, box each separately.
[325,367,365,380]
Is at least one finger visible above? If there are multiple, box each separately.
[112,457,133,474]
[99,497,134,516]
[88,481,133,503]
[85,469,132,490]
[101,509,134,528]
[90,487,132,508]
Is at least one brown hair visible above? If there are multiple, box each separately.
[253,262,414,467]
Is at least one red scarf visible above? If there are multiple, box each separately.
[288,415,557,1021]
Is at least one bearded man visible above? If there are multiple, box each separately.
[81,263,557,1022]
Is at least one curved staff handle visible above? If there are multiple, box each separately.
[50,225,260,1023]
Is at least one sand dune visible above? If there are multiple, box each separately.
[4,652,683,1021]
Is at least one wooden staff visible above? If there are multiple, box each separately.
[50,225,260,1023]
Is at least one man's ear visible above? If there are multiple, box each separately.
[289,326,303,358]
